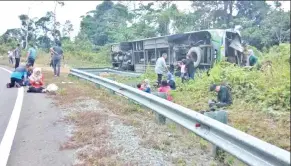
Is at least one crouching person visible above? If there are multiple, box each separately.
[158,80,173,101]
[6,63,32,88]
[27,67,45,93]
[209,84,232,108]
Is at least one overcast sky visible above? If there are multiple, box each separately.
[0,1,289,38]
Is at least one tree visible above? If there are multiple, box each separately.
[52,1,65,42]
[62,20,74,38]
[19,14,36,48]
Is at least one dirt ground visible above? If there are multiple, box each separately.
[41,68,243,166]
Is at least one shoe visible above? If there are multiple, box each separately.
[15,83,21,88]
[6,83,10,88]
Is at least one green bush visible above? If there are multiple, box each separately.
[171,43,290,112]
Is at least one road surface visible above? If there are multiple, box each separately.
[0,66,74,166]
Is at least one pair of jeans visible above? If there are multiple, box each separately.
[168,80,176,90]
[27,57,35,67]
[157,74,163,86]
[188,71,195,80]
[7,77,23,88]
[15,58,20,68]
[52,59,61,76]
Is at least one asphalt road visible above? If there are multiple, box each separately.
[0,66,74,166]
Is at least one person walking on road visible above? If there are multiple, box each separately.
[26,44,37,67]
[50,41,64,77]
[155,53,168,86]
[14,44,22,69]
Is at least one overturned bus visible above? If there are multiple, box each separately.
[110,29,243,73]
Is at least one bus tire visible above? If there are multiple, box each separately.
[187,47,202,68]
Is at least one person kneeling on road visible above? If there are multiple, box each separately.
[6,63,33,88]
[27,67,45,93]
[209,84,232,108]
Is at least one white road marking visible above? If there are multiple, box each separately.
[0,67,24,166]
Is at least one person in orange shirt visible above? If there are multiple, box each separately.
[27,67,46,93]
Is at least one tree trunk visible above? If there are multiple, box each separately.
[229,1,233,25]
[25,7,31,49]
[224,1,228,26]
[53,1,57,42]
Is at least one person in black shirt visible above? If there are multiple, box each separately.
[209,84,232,108]
[185,54,195,80]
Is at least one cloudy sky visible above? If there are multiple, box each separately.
[0,1,289,38]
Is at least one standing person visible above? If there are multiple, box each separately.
[248,49,258,66]
[8,50,14,65]
[178,59,187,83]
[167,64,176,90]
[26,44,37,67]
[50,41,64,77]
[6,63,32,88]
[155,53,168,86]
[185,54,195,80]
[14,44,21,69]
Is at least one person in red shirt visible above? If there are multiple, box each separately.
[158,80,173,101]
[27,67,45,93]
[137,83,144,91]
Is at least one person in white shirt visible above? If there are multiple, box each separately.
[8,50,14,65]
[155,53,168,86]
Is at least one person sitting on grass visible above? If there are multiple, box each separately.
[209,84,232,108]
[137,83,144,91]
[158,80,173,101]
[6,63,33,88]
[27,67,45,93]
[167,64,176,90]
[142,79,151,93]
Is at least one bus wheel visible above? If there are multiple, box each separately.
[187,47,202,68]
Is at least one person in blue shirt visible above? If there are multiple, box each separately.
[6,63,33,88]
[27,44,37,67]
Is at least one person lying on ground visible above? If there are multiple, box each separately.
[27,67,45,93]
[137,83,144,91]
[142,79,151,93]
[6,63,33,88]
[167,67,176,90]
[158,80,173,101]
[209,84,232,108]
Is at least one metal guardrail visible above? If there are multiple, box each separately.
[70,68,290,166]
[75,67,142,77]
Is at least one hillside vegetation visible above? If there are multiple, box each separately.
[114,44,290,151]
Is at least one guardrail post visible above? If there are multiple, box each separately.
[155,112,166,124]
[152,92,168,125]
[95,84,101,89]
[204,110,228,159]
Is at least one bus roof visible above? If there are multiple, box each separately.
[110,28,240,46]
